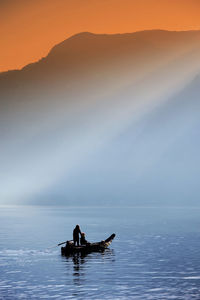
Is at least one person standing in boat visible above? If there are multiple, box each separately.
[73,225,81,246]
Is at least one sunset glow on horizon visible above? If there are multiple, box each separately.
[1,0,200,72]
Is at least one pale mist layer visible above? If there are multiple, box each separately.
[0,30,200,205]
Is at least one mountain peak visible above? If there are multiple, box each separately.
[47,29,200,58]
[69,32,96,38]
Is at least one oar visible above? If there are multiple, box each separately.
[46,240,73,250]
[45,241,66,250]
[57,239,73,246]
[57,241,67,246]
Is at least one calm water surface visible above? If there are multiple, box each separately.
[1,206,200,299]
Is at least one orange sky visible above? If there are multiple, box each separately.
[1,0,200,72]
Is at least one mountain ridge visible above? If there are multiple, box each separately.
[1,29,200,76]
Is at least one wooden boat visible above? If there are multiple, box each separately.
[61,233,115,256]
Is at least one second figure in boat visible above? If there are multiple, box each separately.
[80,232,89,245]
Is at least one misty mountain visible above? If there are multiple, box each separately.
[1,30,200,205]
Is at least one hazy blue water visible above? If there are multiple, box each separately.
[1,206,200,299]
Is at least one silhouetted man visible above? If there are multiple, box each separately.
[73,225,81,246]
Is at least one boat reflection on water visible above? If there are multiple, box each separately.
[62,249,115,286]
[72,252,86,279]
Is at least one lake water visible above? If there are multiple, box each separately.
[1,206,200,299]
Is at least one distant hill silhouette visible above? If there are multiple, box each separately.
[1,30,200,205]
[1,30,200,84]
